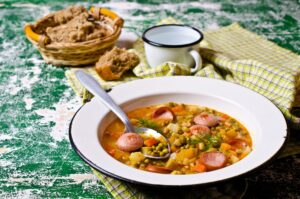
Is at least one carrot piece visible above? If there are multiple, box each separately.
[221,114,229,120]
[108,149,116,156]
[171,105,184,113]
[171,145,178,152]
[220,143,231,152]
[145,165,172,173]
[144,137,158,147]
[183,131,192,137]
[192,163,207,173]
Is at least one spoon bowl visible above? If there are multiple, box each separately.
[75,71,171,159]
[134,127,171,159]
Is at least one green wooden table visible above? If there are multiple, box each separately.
[1,0,299,198]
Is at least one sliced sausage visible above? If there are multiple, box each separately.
[229,139,248,150]
[193,113,220,127]
[152,107,174,121]
[190,124,210,135]
[199,151,227,171]
[145,165,172,174]
[116,132,144,152]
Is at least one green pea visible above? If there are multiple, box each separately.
[191,135,198,140]
[179,136,186,143]
[156,145,162,151]
[182,126,189,132]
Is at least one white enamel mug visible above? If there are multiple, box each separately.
[142,24,203,73]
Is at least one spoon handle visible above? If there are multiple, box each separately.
[75,71,135,133]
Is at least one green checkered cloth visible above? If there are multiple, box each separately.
[66,22,300,128]
[65,22,300,199]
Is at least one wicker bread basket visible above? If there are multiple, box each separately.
[24,7,124,66]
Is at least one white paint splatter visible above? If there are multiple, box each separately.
[68,174,96,184]
[11,3,51,17]
[9,189,38,199]
[0,147,11,154]
[231,0,258,5]
[23,96,35,110]
[9,178,34,183]
[102,1,221,12]
[7,66,42,96]
[20,66,41,90]
[27,57,44,66]
[35,93,81,142]
[12,3,40,8]
[205,22,220,30]
[0,159,12,167]
[7,174,96,185]
[20,75,40,90]
[101,2,152,11]
[189,2,221,10]
[10,86,21,96]
[0,41,21,63]
[31,66,42,75]
[7,75,21,95]
[0,134,13,141]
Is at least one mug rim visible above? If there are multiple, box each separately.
[142,24,204,48]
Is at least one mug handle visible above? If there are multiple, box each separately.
[189,50,202,73]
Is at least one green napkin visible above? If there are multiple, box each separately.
[65,22,300,199]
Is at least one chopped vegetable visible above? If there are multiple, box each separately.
[165,155,179,170]
[166,123,180,134]
[176,148,197,162]
[171,104,185,113]
[208,133,222,148]
[191,162,207,173]
[220,143,231,152]
[145,165,172,173]
[129,152,145,166]
[144,137,158,147]
[226,129,237,138]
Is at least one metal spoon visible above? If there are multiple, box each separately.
[75,71,171,159]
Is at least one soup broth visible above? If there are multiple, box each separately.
[102,102,252,175]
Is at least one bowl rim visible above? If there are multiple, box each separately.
[69,76,288,186]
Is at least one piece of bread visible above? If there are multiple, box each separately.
[95,47,140,80]
[33,6,111,43]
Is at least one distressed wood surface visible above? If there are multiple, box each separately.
[0,0,299,198]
